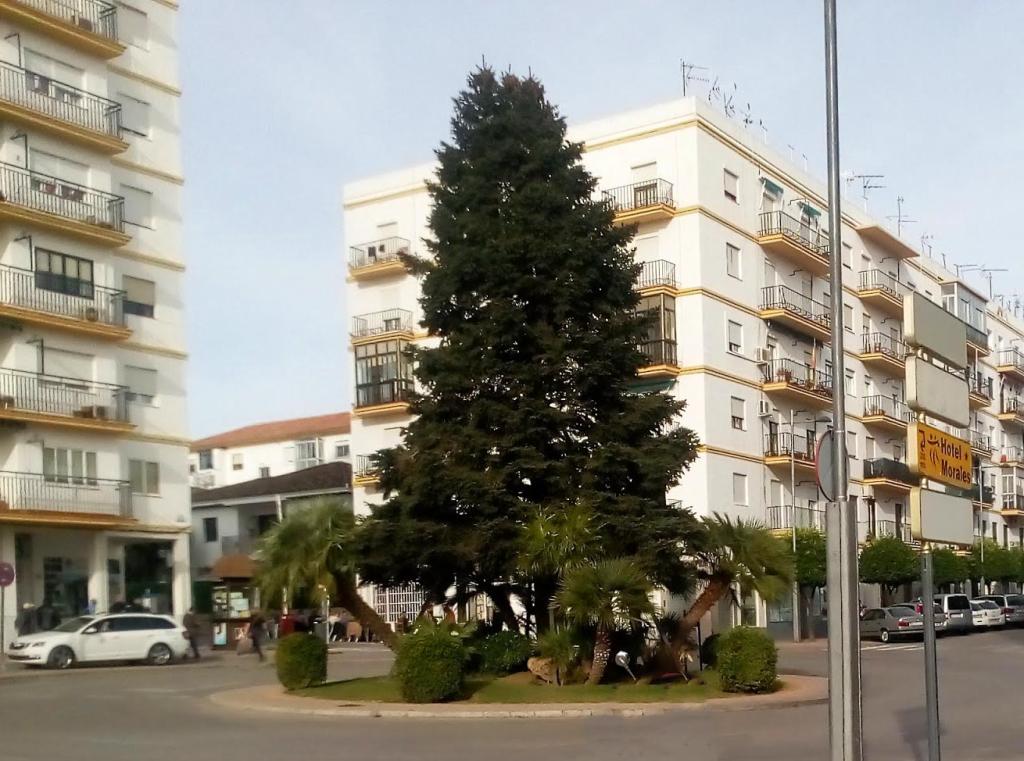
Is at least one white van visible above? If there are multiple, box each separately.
[933,594,973,633]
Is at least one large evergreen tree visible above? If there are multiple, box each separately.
[356,68,699,630]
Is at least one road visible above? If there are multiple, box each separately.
[2,629,1023,760]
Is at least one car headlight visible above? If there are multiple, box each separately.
[30,642,46,648]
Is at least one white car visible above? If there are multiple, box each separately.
[970,600,1006,628]
[6,613,189,669]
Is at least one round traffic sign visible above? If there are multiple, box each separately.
[815,430,837,502]
[0,561,14,588]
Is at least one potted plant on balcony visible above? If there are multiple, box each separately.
[776,366,793,382]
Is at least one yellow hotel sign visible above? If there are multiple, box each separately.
[908,421,971,489]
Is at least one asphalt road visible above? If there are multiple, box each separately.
[2,630,1024,761]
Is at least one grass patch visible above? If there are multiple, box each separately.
[297,670,725,704]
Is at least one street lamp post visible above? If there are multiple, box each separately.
[789,408,802,643]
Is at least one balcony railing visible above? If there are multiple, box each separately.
[965,322,987,349]
[636,259,676,290]
[969,372,993,400]
[0,161,124,231]
[873,519,912,543]
[0,263,125,327]
[348,237,410,270]
[1002,397,1024,416]
[0,470,131,517]
[970,431,992,452]
[0,368,128,422]
[355,454,379,480]
[864,457,913,484]
[351,309,413,338]
[968,484,995,504]
[0,59,121,137]
[998,349,1024,372]
[1002,494,1024,511]
[857,269,905,299]
[766,504,826,532]
[12,0,118,41]
[758,210,830,259]
[601,179,673,214]
[1001,446,1024,463]
[863,394,913,423]
[639,338,677,367]
[764,432,815,462]
[355,378,413,409]
[760,358,833,395]
[759,285,831,329]
[861,332,908,360]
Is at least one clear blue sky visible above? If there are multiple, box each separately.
[181,1,1024,437]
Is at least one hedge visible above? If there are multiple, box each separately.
[276,633,327,691]
[478,631,533,675]
[716,626,778,694]
[393,624,467,703]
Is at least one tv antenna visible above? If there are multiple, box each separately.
[981,267,1009,299]
[887,196,917,236]
[679,60,710,97]
[954,263,979,278]
[920,233,934,259]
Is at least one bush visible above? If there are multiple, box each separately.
[477,630,533,675]
[716,626,778,694]
[393,623,467,703]
[275,633,327,691]
[700,633,721,668]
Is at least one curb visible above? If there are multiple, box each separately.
[208,674,827,719]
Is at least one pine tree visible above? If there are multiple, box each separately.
[356,68,699,630]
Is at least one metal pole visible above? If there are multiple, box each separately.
[0,580,5,673]
[791,409,801,642]
[823,1,862,759]
[921,548,941,761]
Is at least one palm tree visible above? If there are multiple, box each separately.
[254,497,397,649]
[556,557,654,685]
[677,513,794,640]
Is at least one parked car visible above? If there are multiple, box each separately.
[909,602,949,632]
[975,594,1024,626]
[971,600,1006,628]
[931,594,974,634]
[6,613,189,670]
[859,605,945,643]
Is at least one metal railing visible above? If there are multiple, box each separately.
[348,236,410,270]
[351,309,413,338]
[857,269,905,299]
[12,0,118,41]
[998,349,1024,373]
[601,179,673,213]
[0,368,128,422]
[1002,494,1024,511]
[760,358,833,396]
[0,470,130,517]
[0,59,121,136]
[965,322,987,349]
[874,520,912,543]
[0,161,124,231]
[969,372,993,400]
[766,504,826,532]
[970,431,992,452]
[764,432,816,462]
[639,338,677,366]
[1001,446,1024,463]
[1002,397,1024,417]
[636,259,676,289]
[0,263,125,326]
[968,484,995,504]
[864,457,913,484]
[355,454,379,479]
[862,394,913,423]
[758,210,830,259]
[759,285,831,329]
[355,378,413,409]
[861,332,908,360]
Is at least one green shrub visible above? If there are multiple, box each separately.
[700,632,721,668]
[716,626,777,694]
[275,633,327,691]
[477,630,533,675]
[393,623,467,703]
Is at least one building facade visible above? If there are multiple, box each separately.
[343,97,1023,632]
[189,411,351,489]
[0,0,188,642]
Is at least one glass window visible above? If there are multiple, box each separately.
[335,443,350,459]
[198,450,213,470]
[843,303,854,333]
[231,453,243,471]
[295,438,322,469]
[355,339,414,407]
[203,517,218,543]
[845,368,856,396]
[258,466,270,478]
[43,446,96,485]
[727,320,743,354]
[129,459,159,495]
[730,397,745,430]
[732,473,747,505]
[842,243,852,269]
[723,169,739,202]
[726,243,741,279]
[847,431,858,459]
[123,276,155,318]
[35,249,94,299]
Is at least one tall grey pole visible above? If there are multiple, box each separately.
[823,1,862,760]
[791,409,801,642]
[921,548,941,761]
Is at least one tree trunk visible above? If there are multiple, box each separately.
[587,624,611,685]
[332,574,398,650]
[801,589,817,641]
[480,583,520,633]
[677,574,732,641]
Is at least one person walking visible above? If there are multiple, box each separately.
[35,599,60,631]
[183,607,201,660]
[249,610,265,662]
[15,603,37,636]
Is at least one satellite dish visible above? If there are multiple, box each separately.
[816,429,837,502]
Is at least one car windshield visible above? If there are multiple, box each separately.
[53,616,94,633]
[980,601,999,610]
[888,606,916,616]
[1008,595,1024,606]
[970,602,981,610]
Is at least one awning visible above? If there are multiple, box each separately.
[799,200,822,217]
[628,379,676,395]
[761,177,784,197]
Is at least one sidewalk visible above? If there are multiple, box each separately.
[208,674,827,719]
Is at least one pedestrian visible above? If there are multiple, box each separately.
[86,598,98,615]
[15,603,37,636]
[183,607,201,660]
[36,599,60,631]
[249,610,265,662]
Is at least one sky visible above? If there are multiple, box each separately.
[180,1,1024,438]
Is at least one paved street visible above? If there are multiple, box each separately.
[2,632,1024,761]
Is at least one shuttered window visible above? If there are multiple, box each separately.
[125,365,156,402]
[43,348,93,380]
[123,275,155,318]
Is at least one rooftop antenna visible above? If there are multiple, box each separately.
[679,59,710,97]
[886,196,917,237]
[981,268,1009,299]
[920,233,934,259]
[954,263,979,278]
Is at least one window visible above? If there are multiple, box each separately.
[118,3,150,49]
[30,149,87,185]
[231,453,243,471]
[637,294,676,365]
[862,313,871,336]
[198,450,213,470]
[845,368,855,396]
[42,347,92,380]
[119,92,150,137]
[123,275,155,318]
[847,431,858,459]
[35,249,94,299]
[335,443,350,459]
[842,243,852,269]
[129,459,160,495]
[727,320,743,354]
[732,473,748,505]
[203,517,218,543]
[121,184,153,228]
[43,447,97,485]
[124,365,156,403]
[843,303,854,333]
[355,339,414,407]
[726,243,741,279]
[23,49,83,87]
[723,170,739,202]
[295,438,322,470]
[865,437,876,460]
[258,466,270,479]
[730,397,745,430]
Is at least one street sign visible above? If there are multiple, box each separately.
[904,291,967,369]
[0,561,13,588]
[908,422,971,489]
[816,430,836,502]
[906,356,970,428]
[910,488,974,546]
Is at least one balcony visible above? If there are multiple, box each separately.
[757,210,830,276]
[760,358,833,409]
[0,470,132,528]
[637,338,680,378]
[351,309,414,345]
[348,237,411,280]
[766,504,826,534]
[863,457,914,494]
[968,372,993,410]
[602,179,674,225]
[862,394,913,433]
[0,59,126,153]
[870,519,914,544]
[1000,494,1024,518]
[998,446,1024,466]
[0,162,128,246]
[763,432,816,472]
[858,332,908,376]
[354,378,414,418]
[0,264,129,340]
[965,323,989,358]
[353,454,380,487]
[0,368,131,433]
[0,0,124,59]
[969,431,992,458]
[967,483,995,508]
[996,349,1024,384]
[999,397,1024,429]
[635,259,677,295]
[856,269,906,318]
[758,285,831,343]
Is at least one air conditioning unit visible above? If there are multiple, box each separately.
[754,348,773,364]
[757,400,772,418]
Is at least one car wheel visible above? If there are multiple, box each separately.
[879,629,890,643]
[147,643,173,666]
[47,646,76,670]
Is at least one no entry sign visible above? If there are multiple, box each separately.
[0,561,14,588]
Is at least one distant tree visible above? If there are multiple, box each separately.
[930,547,968,591]
[793,529,826,639]
[969,540,1017,590]
[858,536,918,605]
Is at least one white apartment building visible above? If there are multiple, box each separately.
[0,0,188,643]
[189,412,351,489]
[343,96,1024,634]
